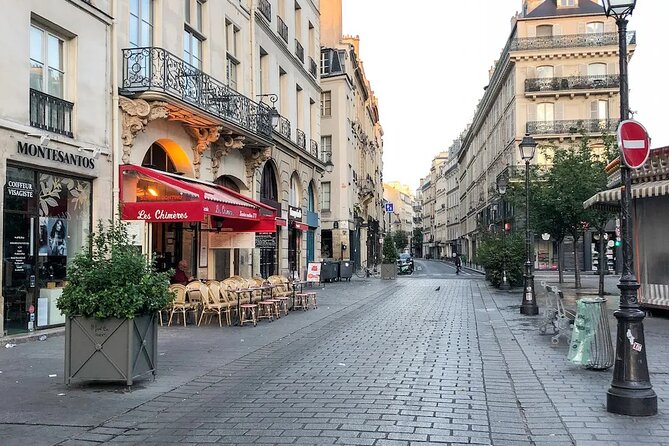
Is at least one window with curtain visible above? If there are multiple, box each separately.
[289,174,300,207]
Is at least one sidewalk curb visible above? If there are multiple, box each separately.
[1,327,65,347]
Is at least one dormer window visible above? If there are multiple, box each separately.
[559,0,577,7]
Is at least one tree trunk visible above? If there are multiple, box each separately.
[598,228,606,297]
[557,239,564,284]
[572,233,581,289]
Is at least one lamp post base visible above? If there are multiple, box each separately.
[520,264,538,315]
[607,387,657,416]
[500,271,510,290]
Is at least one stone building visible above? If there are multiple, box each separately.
[319,0,384,267]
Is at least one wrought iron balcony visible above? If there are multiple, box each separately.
[310,139,318,157]
[258,0,271,22]
[526,119,618,135]
[309,57,318,79]
[29,88,74,138]
[511,31,635,51]
[277,115,291,140]
[295,39,304,63]
[277,16,288,43]
[120,47,272,139]
[296,128,306,149]
[525,74,620,93]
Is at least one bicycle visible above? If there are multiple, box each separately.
[354,261,381,278]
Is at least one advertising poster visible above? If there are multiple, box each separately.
[39,217,67,257]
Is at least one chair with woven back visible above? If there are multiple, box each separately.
[198,281,231,327]
[167,283,192,327]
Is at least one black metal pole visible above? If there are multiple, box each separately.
[606,17,657,416]
[500,195,510,290]
[520,159,538,315]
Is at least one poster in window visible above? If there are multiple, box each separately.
[43,217,67,257]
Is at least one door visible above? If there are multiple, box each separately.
[3,213,36,335]
[306,229,315,263]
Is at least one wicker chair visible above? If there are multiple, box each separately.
[198,281,231,327]
[167,284,192,327]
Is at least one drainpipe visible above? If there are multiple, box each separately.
[111,0,120,221]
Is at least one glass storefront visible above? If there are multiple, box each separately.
[3,165,91,335]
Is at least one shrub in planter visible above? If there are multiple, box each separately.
[381,233,398,280]
[477,232,525,288]
[58,220,173,385]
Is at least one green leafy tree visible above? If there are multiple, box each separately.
[477,231,526,288]
[382,233,398,264]
[412,228,423,256]
[393,230,409,253]
[58,220,173,319]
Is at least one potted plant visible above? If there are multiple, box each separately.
[57,220,173,385]
[381,233,398,280]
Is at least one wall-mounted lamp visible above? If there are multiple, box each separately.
[26,133,51,146]
[256,93,280,128]
[78,147,110,158]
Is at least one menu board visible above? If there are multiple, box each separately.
[255,232,276,249]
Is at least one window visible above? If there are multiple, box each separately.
[559,0,576,6]
[320,91,331,117]
[142,143,177,173]
[321,182,331,211]
[289,174,301,207]
[226,21,240,90]
[536,25,553,37]
[183,30,202,68]
[537,103,554,122]
[586,21,604,34]
[321,135,332,161]
[30,24,65,98]
[591,100,609,120]
[588,63,607,76]
[536,65,554,78]
[185,0,204,31]
[129,0,153,48]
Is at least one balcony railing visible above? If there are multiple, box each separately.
[511,31,635,51]
[525,74,620,93]
[296,128,306,149]
[29,88,74,138]
[310,139,318,157]
[309,57,318,79]
[526,119,618,135]
[295,39,304,63]
[277,115,291,139]
[258,0,271,22]
[120,47,272,139]
[277,16,288,43]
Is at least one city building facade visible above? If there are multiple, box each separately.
[320,0,384,268]
[454,0,634,269]
[0,0,114,336]
[419,152,448,259]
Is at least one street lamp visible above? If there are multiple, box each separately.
[497,174,510,290]
[256,93,280,128]
[519,134,538,315]
[602,0,657,417]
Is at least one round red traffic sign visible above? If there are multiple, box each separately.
[618,120,650,169]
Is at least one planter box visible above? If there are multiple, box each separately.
[381,263,397,280]
[64,314,158,385]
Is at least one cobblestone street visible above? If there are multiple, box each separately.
[2,260,669,445]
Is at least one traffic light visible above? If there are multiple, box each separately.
[614,238,621,247]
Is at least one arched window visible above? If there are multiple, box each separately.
[289,173,301,208]
[215,175,241,192]
[536,65,554,78]
[307,182,316,212]
[260,163,278,201]
[142,142,177,173]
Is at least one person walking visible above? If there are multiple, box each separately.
[454,253,462,275]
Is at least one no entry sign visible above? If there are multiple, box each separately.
[618,120,650,169]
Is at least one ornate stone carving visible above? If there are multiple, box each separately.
[119,97,168,163]
[185,126,222,178]
[243,147,272,181]
[210,132,246,176]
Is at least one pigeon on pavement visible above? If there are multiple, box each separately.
[435,286,441,291]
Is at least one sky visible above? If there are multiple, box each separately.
[341,0,669,192]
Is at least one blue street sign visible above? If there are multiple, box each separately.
[385,203,394,213]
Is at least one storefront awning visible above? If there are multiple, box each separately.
[583,179,669,209]
[119,165,276,231]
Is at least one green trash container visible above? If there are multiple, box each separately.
[568,297,614,370]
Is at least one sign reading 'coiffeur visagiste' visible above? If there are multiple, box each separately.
[17,141,96,169]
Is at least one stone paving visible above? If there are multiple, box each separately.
[2,264,669,445]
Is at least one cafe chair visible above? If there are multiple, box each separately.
[198,281,231,327]
[167,284,192,327]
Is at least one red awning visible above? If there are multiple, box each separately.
[119,165,276,231]
[293,222,309,231]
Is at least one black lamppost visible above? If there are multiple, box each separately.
[602,0,657,416]
[497,174,510,290]
[519,134,538,315]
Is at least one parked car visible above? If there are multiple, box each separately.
[397,252,414,274]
